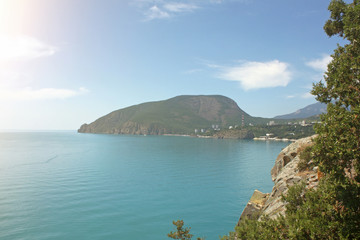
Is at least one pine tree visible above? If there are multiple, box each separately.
[168,220,193,240]
[168,220,204,240]
[312,0,360,183]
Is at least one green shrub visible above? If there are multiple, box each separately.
[298,146,314,171]
[232,178,360,239]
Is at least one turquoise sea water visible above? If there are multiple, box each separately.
[0,132,289,240]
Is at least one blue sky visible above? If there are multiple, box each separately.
[0,0,343,130]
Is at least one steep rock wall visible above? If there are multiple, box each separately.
[238,135,319,224]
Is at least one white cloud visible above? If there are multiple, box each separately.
[284,92,314,99]
[0,35,88,102]
[164,3,198,12]
[218,60,292,90]
[145,5,170,20]
[0,87,89,101]
[144,3,198,20]
[0,35,57,61]
[306,54,332,72]
[135,0,231,21]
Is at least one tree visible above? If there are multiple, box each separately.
[168,220,204,240]
[311,0,360,183]
[310,1,360,237]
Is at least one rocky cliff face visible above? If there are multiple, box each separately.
[238,135,319,223]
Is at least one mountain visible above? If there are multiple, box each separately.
[78,95,264,135]
[274,102,327,119]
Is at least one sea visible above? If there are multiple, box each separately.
[0,131,289,240]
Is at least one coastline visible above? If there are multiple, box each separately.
[79,131,303,142]
[162,134,192,137]
[253,137,296,142]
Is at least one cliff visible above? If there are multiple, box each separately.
[238,135,319,223]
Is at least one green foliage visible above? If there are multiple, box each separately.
[230,178,360,239]
[168,220,204,240]
[324,0,347,37]
[233,215,288,240]
[309,2,360,237]
[312,0,360,183]
[168,220,193,240]
[312,104,360,181]
[283,180,339,239]
[284,178,360,239]
[298,146,314,171]
[79,95,260,135]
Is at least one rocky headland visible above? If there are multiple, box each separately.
[238,135,318,223]
[78,95,257,136]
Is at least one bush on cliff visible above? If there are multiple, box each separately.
[225,177,359,239]
[298,146,314,171]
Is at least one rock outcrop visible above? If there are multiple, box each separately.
[238,190,269,223]
[238,135,319,224]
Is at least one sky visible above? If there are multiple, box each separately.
[0,0,344,130]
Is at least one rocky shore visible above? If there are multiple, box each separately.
[238,135,318,223]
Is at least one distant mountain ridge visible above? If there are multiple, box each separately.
[78,95,263,135]
[274,102,327,119]
[78,95,323,136]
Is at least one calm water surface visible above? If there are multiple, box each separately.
[0,132,289,240]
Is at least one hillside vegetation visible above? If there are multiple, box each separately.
[78,95,272,135]
[78,95,318,137]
